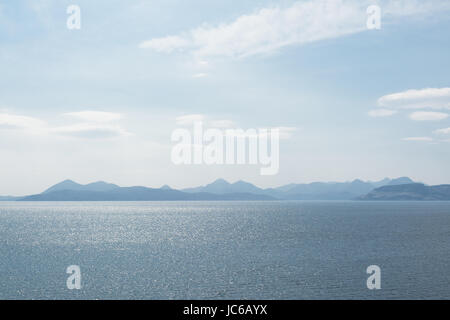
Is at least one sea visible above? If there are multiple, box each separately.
[1,201,449,299]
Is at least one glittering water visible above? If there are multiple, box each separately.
[1,201,449,299]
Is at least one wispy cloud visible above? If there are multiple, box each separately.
[65,111,122,122]
[0,111,130,139]
[434,127,450,135]
[192,73,208,78]
[378,87,450,110]
[368,109,397,117]
[139,0,450,59]
[0,113,45,129]
[372,88,450,140]
[139,35,191,53]
[409,111,448,121]
[402,137,433,142]
[50,123,131,139]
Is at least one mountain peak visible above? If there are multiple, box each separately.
[43,180,119,194]
[210,178,230,185]
[388,177,415,186]
[43,179,81,193]
[61,179,76,183]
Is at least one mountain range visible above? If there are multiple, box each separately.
[182,177,415,200]
[18,180,274,201]
[1,176,446,201]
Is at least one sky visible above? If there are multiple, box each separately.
[1,0,450,195]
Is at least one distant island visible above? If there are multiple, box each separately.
[359,183,450,201]
[1,177,449,201]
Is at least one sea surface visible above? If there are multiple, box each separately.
[0,201,449,300]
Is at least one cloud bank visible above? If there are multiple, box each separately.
[0,111,130,139]
[372,87,450,142]
[402,137,433,142]
[378,88,450,110]
[65,111,123,123]
[409,111,448,121]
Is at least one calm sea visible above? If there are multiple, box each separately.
[0,201,449,299]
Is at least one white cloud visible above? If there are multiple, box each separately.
[0,113,46,129]
[139,35,191,53]
[0,112,130,139]
[378,88,450,110]
[409,111,448,121]
[50,123,131,139]
[192,73,208,78]
[197,60,209,66]
[65,111,122,122]
[434,127,450,135]
[139,0,450,58]
[368,109,397,117]
[402,137,433,142]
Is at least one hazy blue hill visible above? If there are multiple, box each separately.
[280,180,374,199]
[180,177,418,200]
[273,183,298,193]
[183,178,265,195]
[360,183,450,201]
[388,177,415,186]
[0,196,20,201]
[43,179,120,194]
[10,176,424,202]
[370,178,391,188]
[284,191,360,201]
[19,186,275,201]
[274,177,416,200]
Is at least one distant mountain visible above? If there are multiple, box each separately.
[279,179,375,200]
[360,183,450,201]
[183,179,264,194]
[387,177,415,186]
[182,177,417,200]
[370,178,391,188]
[6,176,428,202]
[183,179,287,198]
[20,184,275,201]
[272,177,416,200]
[43,179,120,194]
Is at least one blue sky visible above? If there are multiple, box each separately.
[1,0,450,195]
